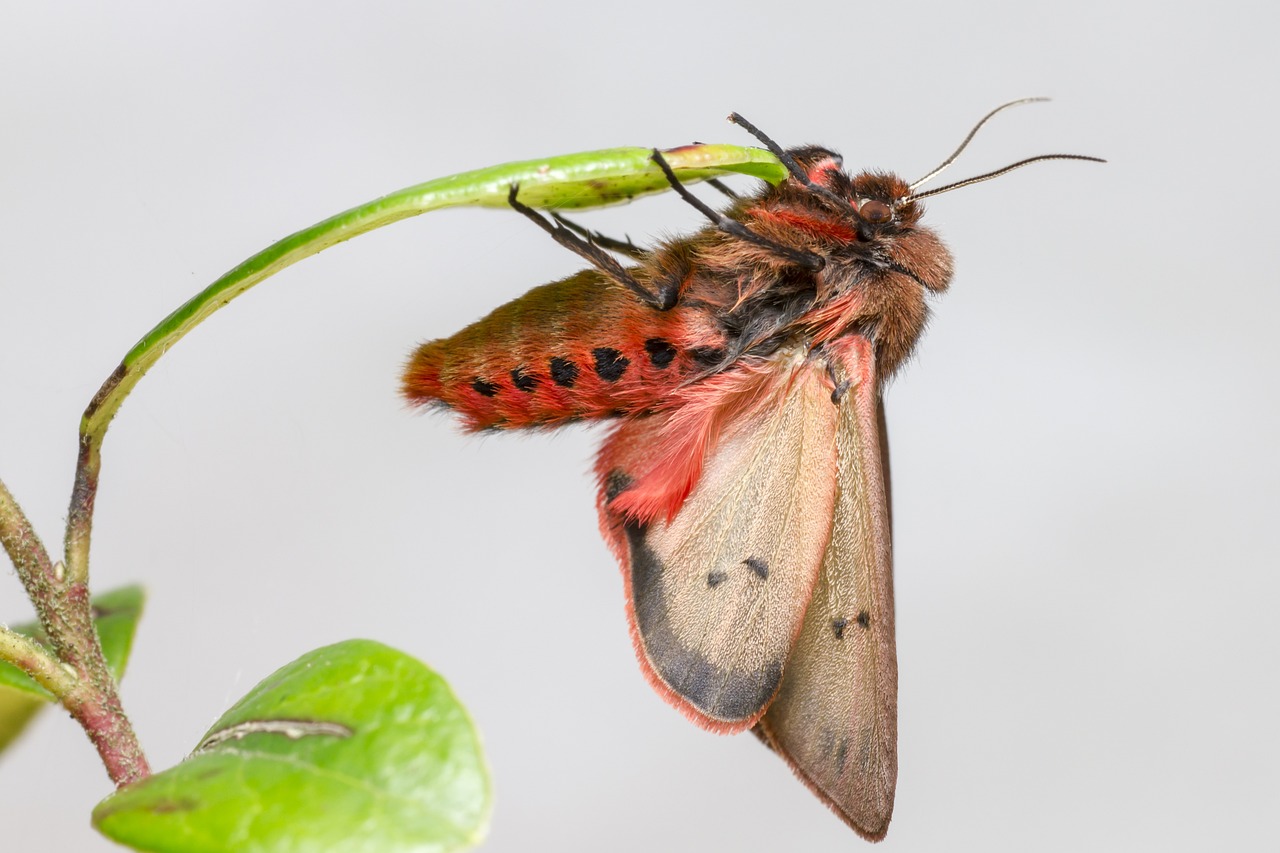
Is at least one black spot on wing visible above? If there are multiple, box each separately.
[626,524,781,722]
[743,557,768,580]
[707,569,728,588]
[604,469,632,503]
[831,617,848,640]
[549,357,579,387]
[856,610,871,629]
[834,737,850,774]
[644,338,677,368]
[593,347,629,381]
[471,378,498,397]
[510,367,538,392]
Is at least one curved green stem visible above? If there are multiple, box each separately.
[39,141,784,786]
[62,143,783,586]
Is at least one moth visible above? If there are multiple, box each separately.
[402,100,1099,841]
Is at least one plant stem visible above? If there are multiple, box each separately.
[65,433,103,588]
[0,626,75,696]
[1,474,149,785]
[56,582,150,785]
[13,143,785,790]
[0,475,56,591]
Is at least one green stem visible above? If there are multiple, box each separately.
[44,142,782,787]
[0,626,75,697]
[63,143,782,587]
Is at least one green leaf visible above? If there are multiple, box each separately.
[92,584,147,684]
[93,639,490,853]
[0,584,145,700]
[0,689,43,753]
[84,142,785,446]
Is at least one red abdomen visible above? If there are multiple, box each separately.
[402,269,726,429]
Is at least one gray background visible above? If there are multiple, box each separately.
[2,2,1276,851]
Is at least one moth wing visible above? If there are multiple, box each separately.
[755,336,898,841]
[598,354,840,731]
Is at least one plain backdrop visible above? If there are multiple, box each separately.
[2,2,1277,851]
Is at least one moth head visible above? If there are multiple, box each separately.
[848,170,954,294]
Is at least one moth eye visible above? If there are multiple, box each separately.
[859,199,893,225]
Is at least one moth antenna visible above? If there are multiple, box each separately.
[907,97,1050,191]
[727,112,854,213]
[902,154,1106,203]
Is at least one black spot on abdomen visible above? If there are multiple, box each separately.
[510,367,537,392]
[471,378,498,397]
[593,347,629,381]
[549,357,579,387]
[644,338,677,368]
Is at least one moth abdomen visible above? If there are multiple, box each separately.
[402,268,725,429]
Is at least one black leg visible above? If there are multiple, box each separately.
[728,112,854,213]
[649,150,825,272]
[549,213,649,260]
[508,185,677,310]
[704,178,740,200]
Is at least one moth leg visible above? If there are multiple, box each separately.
[649,150,825,272]
[549,213,649,261]
[508,185,678,310]
[728,113,854,213]
[704,178,740,200]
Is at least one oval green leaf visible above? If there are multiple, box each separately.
[92,639,490,853]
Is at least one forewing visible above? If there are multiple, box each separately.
[599,355,840,730]
[756,336,898,841]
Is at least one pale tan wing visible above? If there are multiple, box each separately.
[605,353,840,730]
[756,336,898,841]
